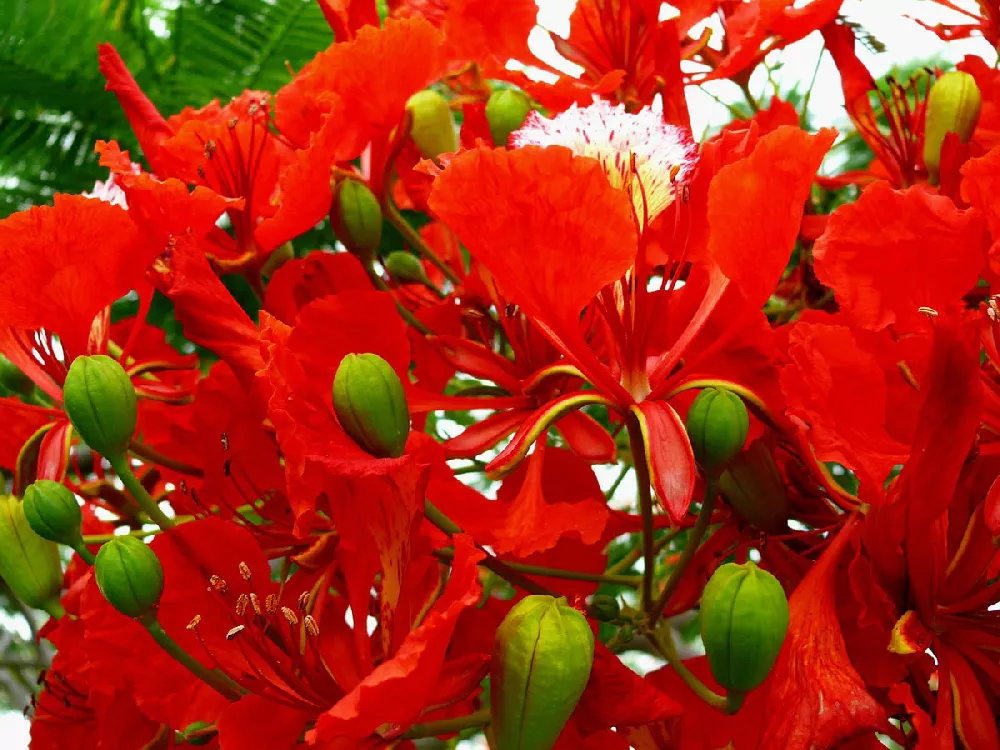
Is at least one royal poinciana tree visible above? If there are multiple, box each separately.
[2,0,1000,747]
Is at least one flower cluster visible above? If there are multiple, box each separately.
[3,1,1000,749]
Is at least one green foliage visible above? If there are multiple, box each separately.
[0,0,335,217]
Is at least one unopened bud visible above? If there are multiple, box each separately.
[330,179,383,260]
[0,495,62,614]
[406,89,457,160]
[384,251,428,284]
[700,561,788,692]
[719,440,788,533]
[686,388,749,471]
[586,594,620,622]
[486,89,532,147]
[333,353,410,458]
[924,71,981,180]
[95,536,164,618]
[491,595,594,750]
[63,355,136,458]
[23,480,83,548]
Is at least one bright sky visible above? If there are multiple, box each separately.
[2,2,996,749]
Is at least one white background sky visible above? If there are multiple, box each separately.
[1,1,996,748]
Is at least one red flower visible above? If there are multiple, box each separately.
[430,106,833,520]
[99,45,343,276]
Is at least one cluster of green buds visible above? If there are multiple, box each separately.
[333,353,411,458]
[490,596,594,750]
[686,387,749,472]
[700,561,789,694]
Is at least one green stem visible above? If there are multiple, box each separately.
[109,455,175,530]
[71,540,97,566]
[364,264,433,335]
[424,500,552,595]
[141,615,242,701]
[648,475,718,624]
[384,197,462,286]
[403,708,491,739]
[82,525,173,544]
[434,548,641,588]
[604,463,631,502]
[606,527,683,577]
[650,626,729,711]
[42,599,65,620]
[128,440,204,477]
[451,462,486,476]
[626,418,656,612]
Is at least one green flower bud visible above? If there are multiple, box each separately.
[686,388,749,471]
[333,353,410,459]
[491,595,595,750]
[0,356,33,397]
[586,594,621,622]
[23,480,83,548]
[718,441,788,533]
[700,561,789,693]
[95,536,164,618]
[384,251,428,284]
[0,495,63,614]
[331,179,383,260]
[406,89,457,160]
[924,71,981,180]
[486,89,532,147]
[63,355,136,458]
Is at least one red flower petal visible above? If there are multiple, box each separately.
[149,236,264,389]
[275,18,444,148]
[780,321,912,494]
[946,650,1000,750]
[572,642,682,736]
[813,183,988,332]
[97,43,172,172]
[758,515,888,749]
[646,656,766,749]
[491,444,612,557]
[898,314,982,618]
[630,400,696,524]
[707,125,836,309]
[0,399,56,473]
[0,195,145,357]
[263,252,371,326]
[310,534,484,744]
[961,145,1000,269]
[316,0,379,41]
[217,694,312,750]
[429,145,637,325]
